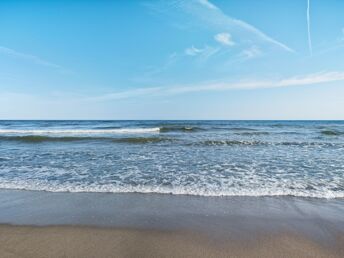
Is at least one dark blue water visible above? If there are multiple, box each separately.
[0,120,343,198]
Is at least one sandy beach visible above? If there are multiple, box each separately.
[0,190,344,257]
[1,224,343,258]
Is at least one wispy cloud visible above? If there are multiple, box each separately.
[240,46,262,59]
[184,45,219,61]
[307,0,313,56]
[146,1,294,53]
[168,71,344,93]
[185,46,204,56]
[275,71,344,87]
[88,71,344,101]
[0,46,62,69]
[177,0,295,53]
[230,18,294,53]
[198,0,218,10]
[8,71,340,103]
[85,87,163,102]
[214,32,235,46]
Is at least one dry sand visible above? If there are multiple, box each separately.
[0,224,343,258]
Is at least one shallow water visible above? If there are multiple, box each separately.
[0,120,343,198]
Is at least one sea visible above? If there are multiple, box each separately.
[0,120,343,198]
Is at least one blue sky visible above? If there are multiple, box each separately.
[1,0,344,119]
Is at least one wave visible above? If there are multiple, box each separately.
[320,130,343,136]
[159,126,204,133]
[1,135,341,147]
[0,135,173,144]
[111,137,173,144]
[94,126,121,129]
[228,127,258,131]
[234,132,270,136]
[0,182,342,199]
[197,140,264,146]
[194,140,341,147]
[0,135,100,143]
[0,128,160,134]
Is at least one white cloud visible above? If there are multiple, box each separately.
[214,32,235,46]
[184,45,219,60]
[87,71,344,101]
[240,46,262,59]
[198,0,218,10]
[185,46,204,56]
[0,46,61,69]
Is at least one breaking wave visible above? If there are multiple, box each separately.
[321,130,343,136]
[0,135,173,144]
[0,128,160,134]
[0,180,343,199]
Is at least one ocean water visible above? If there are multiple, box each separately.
[0,120,343,198]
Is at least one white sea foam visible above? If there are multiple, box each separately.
[0,180,343,199]
[0,128,160,134]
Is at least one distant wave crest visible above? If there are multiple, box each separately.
[0,135,173,144]
[159,126,204,133]
[0,128,160,134]
[320,130,343,136]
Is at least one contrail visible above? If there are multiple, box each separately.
[307,0,312,56]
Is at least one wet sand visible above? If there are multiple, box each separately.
[0,190,344,257]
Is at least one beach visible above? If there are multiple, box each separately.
[0,190,344,257]
[2,0,344,255]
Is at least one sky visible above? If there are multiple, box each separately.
[0,0,344,120]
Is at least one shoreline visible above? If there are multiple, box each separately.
[1,186,343,199]
[1,189,344,257]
